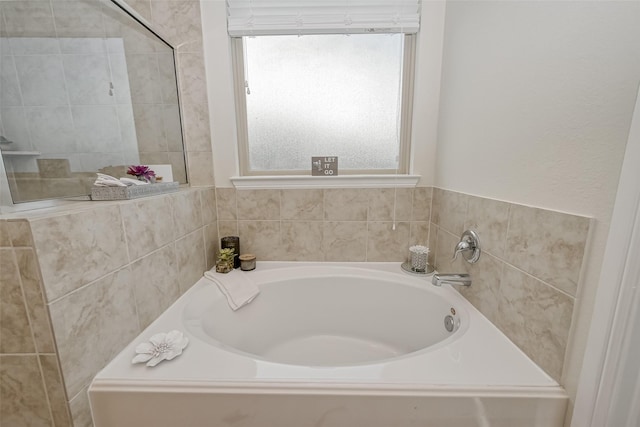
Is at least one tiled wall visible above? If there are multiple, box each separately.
[0,36,139,174]
[0,219,71,426]
[0,0,214,188]
[428,188,590,382]
[121,0,215,186]
[214,187,432,262]
[29,187,217,426]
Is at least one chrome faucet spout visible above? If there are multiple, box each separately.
[432,273,472,287]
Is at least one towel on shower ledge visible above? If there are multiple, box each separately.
[203,269,260,311]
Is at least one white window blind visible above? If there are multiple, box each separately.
[226,0,421,36]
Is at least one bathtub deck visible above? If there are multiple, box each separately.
[89,262,568,427]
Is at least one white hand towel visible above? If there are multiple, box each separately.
[203,269,260,311]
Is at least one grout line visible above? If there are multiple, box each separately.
[11,247,57,425]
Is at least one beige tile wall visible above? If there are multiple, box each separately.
[214,187,433,262]
[429,188,590,382]
[23,187,217,426]
[0,219,72,426]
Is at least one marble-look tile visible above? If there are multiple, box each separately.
[281,189,323,221]
[168,151,188,185]
[1,57,23,107]
[1,1,56,37]
[130,245,180,328]
[52,0,106,38]
[495,265,574,381]
[368,188,413,221]
[176,52,207,105]
[0,221,9,247]
[322,221,367,262]
[464,196,510,259]
[62,53,114,105]
[175,230,205,294]
[132,103,166,152]
[39,355,72,427]
[186,151,215,186]
[0,248,35,353]
[200,187,217,225]
[237,189,280,220]
[69,385,92,427]
[427,224,438,267]
[172,190,203,238]
[126,0,152,21]
[176,38,203,54]
[203,224,219,271]
[218,221,238,238]
[120,195,175,261]
[14,249,54,354]
[238,220,281,261]
[281,221,324,261]
[505,204,590,297]
[14,55,68,106]
[409,221,430,248]
[366,222,411,262]
[9,37,59,55]
[412,187,433,221]
[150,1,202,46]
[181,102,211,152]
[457,253,504,324]
[215,188,237,220]
[157,53,179,105]
[163,104,183,151]
[26,107,76,153]
[49,268,139,398]
[1,106,31,149]
[0,355,52,426]
[126,54,162,104]
[7,219,33,247]
[72,105,121,153]
[324,189,368,221]
[431,188,468,235]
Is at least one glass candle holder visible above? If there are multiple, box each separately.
[221,236,241,269]
[409,245,429,273]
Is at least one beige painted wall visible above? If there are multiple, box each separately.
[434,0,640,418]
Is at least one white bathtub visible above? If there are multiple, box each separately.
[89,262,567,427]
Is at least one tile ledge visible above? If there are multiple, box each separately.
[231,175,421,190]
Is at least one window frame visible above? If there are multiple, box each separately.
[231,34,417,177]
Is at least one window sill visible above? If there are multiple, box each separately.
[230,175,421,190]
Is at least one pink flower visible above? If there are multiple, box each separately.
[127,165,156,182]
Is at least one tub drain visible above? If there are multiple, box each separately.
[444,315,455,332]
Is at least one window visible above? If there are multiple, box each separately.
[233,33,415,175]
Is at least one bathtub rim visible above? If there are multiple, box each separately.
[92,261,562,391]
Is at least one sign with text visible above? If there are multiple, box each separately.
[311,157,338,176]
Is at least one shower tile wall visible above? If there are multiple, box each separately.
[0,219,71,426]
[215,187,433,262]
[429,188,590,382]
[0,37,139,174]
[0,0,214,189]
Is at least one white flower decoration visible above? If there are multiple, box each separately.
[132,330,189,367]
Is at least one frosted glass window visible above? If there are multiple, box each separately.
[243,34,405,173]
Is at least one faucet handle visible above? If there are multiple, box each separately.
[452,230,481,264]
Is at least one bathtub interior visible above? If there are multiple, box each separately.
[183,273,465,366]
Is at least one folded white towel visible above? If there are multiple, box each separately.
[203,269,260,311]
